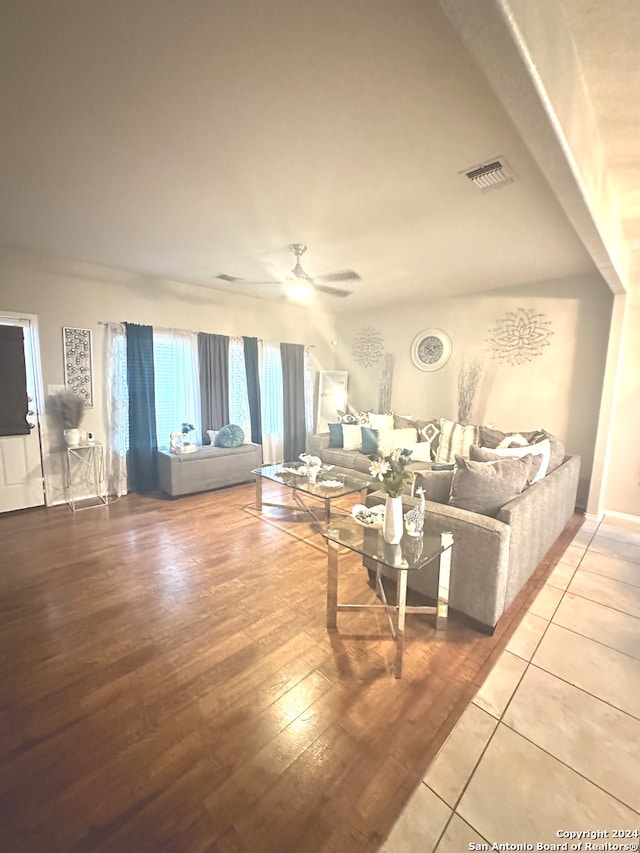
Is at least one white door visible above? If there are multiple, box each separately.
[0,316,45,512]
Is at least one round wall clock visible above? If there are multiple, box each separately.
[411,329,452,371]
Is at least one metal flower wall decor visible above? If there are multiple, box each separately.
[488,308,553,366]
[63,327,93,406]
[352,326,384,367]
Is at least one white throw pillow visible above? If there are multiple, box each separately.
[378,427,418,456]
[368,412,394,431]
[342,423,363,451]
[479,439,551,482]
[405,442,433,463]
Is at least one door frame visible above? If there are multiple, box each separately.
[0,310,49,507]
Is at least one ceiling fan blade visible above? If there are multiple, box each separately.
[217,274,281,284]
[312,283,353,297]
[315,269,360,283]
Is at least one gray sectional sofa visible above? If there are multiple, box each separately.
[306,426,580,632]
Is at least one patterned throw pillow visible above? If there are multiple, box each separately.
[435,418,479,464]
[394,415,441,459]
[337,410,371,426]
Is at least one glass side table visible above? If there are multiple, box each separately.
[65,442,108,512]
[323,516,454,678]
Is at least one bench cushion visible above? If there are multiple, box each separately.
[157,443,262,496]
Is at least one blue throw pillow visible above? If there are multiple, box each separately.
[360,427,379,455]
[328,423,343,448]
[215,423,245,448]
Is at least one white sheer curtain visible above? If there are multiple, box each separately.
[259,340,284,463]
[304,347,314,436]
[153,329,201,448]
[228,337,251,441]
[103,322,128,497]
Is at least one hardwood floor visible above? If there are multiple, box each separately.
[0,483,583,852]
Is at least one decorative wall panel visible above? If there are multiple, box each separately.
[63,327,93,406]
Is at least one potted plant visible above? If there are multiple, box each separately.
[53,389,85,447]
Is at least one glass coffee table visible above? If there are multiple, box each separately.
[251,463,372,524]
[322,516,454,678]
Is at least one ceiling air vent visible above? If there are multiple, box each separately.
[461,157,515,192]
[217,273,240,282]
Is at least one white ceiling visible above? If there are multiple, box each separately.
[0,0,636,312]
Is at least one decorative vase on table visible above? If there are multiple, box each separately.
[63,428,82,447]
[383,495,403,545]
[369,447,414,546]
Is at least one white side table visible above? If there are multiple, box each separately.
[65,442,108,512]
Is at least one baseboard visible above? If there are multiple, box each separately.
[601,509,640,525]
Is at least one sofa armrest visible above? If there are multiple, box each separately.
[306,432,331,454]
[496,454,580,608]
[365,491,511,629]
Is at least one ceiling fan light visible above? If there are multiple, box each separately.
[284,277,314,301]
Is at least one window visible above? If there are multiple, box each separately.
[259,340,284,463]
[153,330,201,449]
[228,337,251,441]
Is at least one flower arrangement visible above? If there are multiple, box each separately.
[369,447,414,498]
[181,423,195,443]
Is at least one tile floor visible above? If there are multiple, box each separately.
[382,514,640,850]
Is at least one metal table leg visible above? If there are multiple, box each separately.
[394,569,408,678]
[326,539,339,629]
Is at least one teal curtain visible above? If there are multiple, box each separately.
[280,342,306,461]
[243,336,262,445]
[125,323,158,492]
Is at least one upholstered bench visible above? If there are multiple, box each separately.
[157,443,262,497]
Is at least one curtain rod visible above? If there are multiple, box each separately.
[97,321,314,346]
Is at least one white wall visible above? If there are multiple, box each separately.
[599,266,640,517]
[334,273,613,508]
[0,245,337,503]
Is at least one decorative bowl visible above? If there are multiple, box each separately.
[351,504,385,528]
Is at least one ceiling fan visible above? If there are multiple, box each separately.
[217,244,360,297]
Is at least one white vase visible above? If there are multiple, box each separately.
[63,428,81,447]
[308,468,318,484]
[383,495,403,544]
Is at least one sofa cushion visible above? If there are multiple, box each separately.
[436,418,479,463]
[413,469,454,504]
[361,426,379,455]
[478,426,565,472]
[328,423,343,448]
[215,423,245,448]
[338,410,370,425]
[471,439,550,483]
[449,454,531,516]
[368,412,394,431]
[405,442,434,463]
[342,424,363,451]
